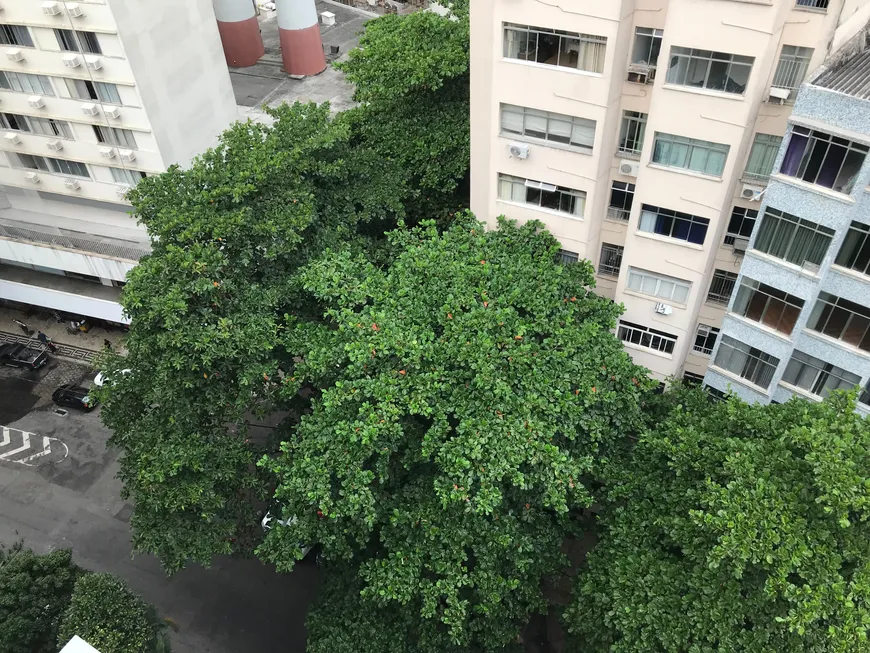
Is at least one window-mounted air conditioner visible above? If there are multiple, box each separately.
[28,96,45,109]
[47,139,63,151]
[740,183,763,200]
[81,102,99,115]
[99,146,115,158]
[67,3,84,17]
[64,178,80,190]
[24,172,40,183]
[62,54,82,68]
[104,106,121,119]
[41,1,61,16]
[6,48,23,63]
[508,142,529,159]
[732,237,750,254]
[118,148,135,162]
[619,160,640,177]
[84,55,102,70]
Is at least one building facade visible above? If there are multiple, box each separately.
[704,24,870,412]
[0,0,237,325]
[470,0,870,383]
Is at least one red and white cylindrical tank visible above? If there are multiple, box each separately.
[213,0,265,68]
[275,0,326,76]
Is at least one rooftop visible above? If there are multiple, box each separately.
[814,49,870,101]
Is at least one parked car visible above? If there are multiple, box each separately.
[93,368,131,387]
[52,385,98,412]
[0,343,49,370]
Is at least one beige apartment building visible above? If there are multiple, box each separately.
[470,0,870,383]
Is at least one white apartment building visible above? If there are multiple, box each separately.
[470,0,870,383]
[0,0,237,325]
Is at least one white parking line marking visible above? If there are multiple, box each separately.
[0,431,30,460]
[0,427,9,448]
[0,427,68,466]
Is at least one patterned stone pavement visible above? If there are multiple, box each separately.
[0,330,99,364]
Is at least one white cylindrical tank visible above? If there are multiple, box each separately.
[275,0,326,76]
[213,0,265,68]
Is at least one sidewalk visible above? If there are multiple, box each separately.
[0,304,127,364]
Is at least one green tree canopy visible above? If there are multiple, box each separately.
[567,389,870,652]
[58,573,170,653]
[338,2,470,218]
[258,215,649,653]
[0,547,82,653]
[99,102,400,571]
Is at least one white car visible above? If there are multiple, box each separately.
[94,368,131,387]
[260,511,313,557]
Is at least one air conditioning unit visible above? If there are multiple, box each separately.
[118,148,136,162]
[64,178,80,190]
[62,54,82,68]
[115,184,131,198]
[80,102,99,115]
[4,132,20,145]
[627,62,651,84]
[740,183,763,200]
[28,96,45,109]
[24,172,40,183]
[767,86,790,104]
[104,106,121,119]
[84,55,101,70]
[732,237,750,254]
[508,142,530,159]
[6,48,23,62]
[99,146,115,158]
[619,159,640,177]
[46,139,63,151]
[41,1,61,15]
[66,3,84,17]
[654,302,673,316]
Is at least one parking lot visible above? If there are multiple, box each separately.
[0,357,321,653]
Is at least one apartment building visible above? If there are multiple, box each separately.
[704,20,870,412]
[470,0,870,383]
[0,0,236,325]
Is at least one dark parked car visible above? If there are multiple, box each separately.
[0,343,49,370]
[52,385,97,412]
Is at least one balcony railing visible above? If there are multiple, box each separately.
[0,222,150,262]
[606,206,630,222]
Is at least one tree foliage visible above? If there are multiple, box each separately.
[338,2,470,218]
[99,103,400,571]
[567,389,870,652]
[258,215,649,653]
[0,547,82,653]
[58,573,170,653]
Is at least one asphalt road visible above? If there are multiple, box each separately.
[0,359,322,653]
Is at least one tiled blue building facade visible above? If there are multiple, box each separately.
[704,43,870,414]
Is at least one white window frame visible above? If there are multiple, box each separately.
[0,71,54,96]
[630,27,663,79]
[693,324,720,355]
[652,132,730,177]
[500,104,595,152]
[713,335,779,390]
[12,153,90,179]
[743,133,782,182]
[598,243,623,277]
[93,125,136,148]
[66,78,121,104]
[626,267,691,304]
[782,350,860,398]
[638,203,710,245]
[617,320,678,355]
[503,23,607,74]
[771,45,813,93]
[0,24,34,48]
[618,110,647,155]
[497,173,586,218]
[665,46,754,95]
[109,166,146,186]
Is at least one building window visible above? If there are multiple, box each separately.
[503,23,607,74]
[55,29,102,55]
[0,71,53,96]
[753,207,834,268]
[683,371,705,385]
[618,111,647,155]
[639,204,709,245]
[558,249,579,264]
[779,125,868,194]
[771,45,813,94]
[665,47,754,95]
[743,133,783,182]
[626,267,691,303]
[497,173,586,218]
[0,113,72,139]
[724,207,758,246]
[617,320,677,355]
[0,24,33,48]
[110,167,147,186]
[93,125,136,149]
[782,351,860,398]
[500,104,595,151]
[66,79,121,104]
[808,292,870,351]
[713,335,779,389]
[629,28,663,80]
[707,269,738,306]
[835,221,870,276]
[796,0,829,9]
[598,243,623,277]
[651,133,729,177]
[12,153,90,178]
[693,324,720,355]
[607,181,634,222]
[732,278,805,335]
